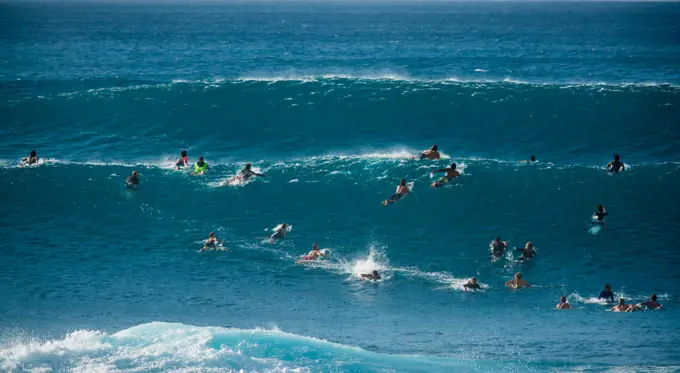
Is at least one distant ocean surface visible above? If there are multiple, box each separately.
[1,2,680,372]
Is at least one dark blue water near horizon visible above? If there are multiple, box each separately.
[1,2,680,372]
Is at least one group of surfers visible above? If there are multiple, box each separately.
[462,275,662,312]
[122,150,266,189]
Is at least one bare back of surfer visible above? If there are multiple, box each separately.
[296,243,325,263]
[431,163,461,188]
[416,145,441,160]
[382,179,410,206]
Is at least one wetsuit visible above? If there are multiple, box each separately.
[270,230,285,240]
[464,282,480,290]
[125,176,139,188]
[593,210,608,224]
[239,169,256,181]
[491,243,505,256]
[599,290,615,302]
[608,161,624,173]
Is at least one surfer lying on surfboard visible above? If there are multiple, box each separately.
[20,150,39,167]
[125,171,140,189]
[430,163,460,188]
[593,205,608,224]
[201,232,224,251]
[360,270,381,281]
[296,243,328,263]
[382,179,410,206]
[413,144,441,160]
[270,223,290,241]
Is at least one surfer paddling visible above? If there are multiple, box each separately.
[415,144,441,160]
[360,270,381,281]
[463,277,481,291]
[125,171,139,189]
[505,272,531,289]
[296,243,327,263]
[201,232,224,251]
[175,150,188,169]
[270,223,290,242]
[606,154,625,173]
[382,179,410,206]
[556,296,571,309]
[430,163,460,188]
[20,150,39,166]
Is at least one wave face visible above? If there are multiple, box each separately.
[2,2,680,372]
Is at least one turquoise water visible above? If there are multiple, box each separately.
[1,2,680,372]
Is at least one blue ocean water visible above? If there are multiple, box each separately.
[1,1,680,372]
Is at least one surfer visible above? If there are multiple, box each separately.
[296,243,325,263]
[201,232,224,251]
[606,154,625,173]
[610,298,637,312]
[430,163,461,188]
[556,296,571,309]
[270,223,289,241]
[417,144,441,160]
[598,284,615,302]
[360,270,381,281]
[175,150,188,169]
[382,179,410,206]
[593,205,608,224]
[125,171,139,188]
[20,150,39,166]
[490,237,507,257]
[238,163,266,181]
[516,242,537,261]
[463,277,481,290]
[521,155,537,163]
[193,156,209,175]
[637,294,662,310]
[505,272,530,289]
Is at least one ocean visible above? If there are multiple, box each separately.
[1,1,680,372]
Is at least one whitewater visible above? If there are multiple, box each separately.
[2,1,680,372]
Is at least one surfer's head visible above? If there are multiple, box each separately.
[530,155,536,162]
[431,144,438,151]
[619,298,625,305]
[470,277,477,284]
[514,272,522,281]
[312,243,319,250]
[199,156,204,162]
[651,294,657,302]
[209,232,215,238]
[495,237,501,243]
[373,270,379,275]
[245,163,252,170]
[451,162,457,170]
[30,150,37,157]
[525,242,534,249]
[180,150,187,157]
[560,296,567,303]
[604,284,611,291]
[614,154,620,161]
[132,171,138,177]
[400,179,406,186]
